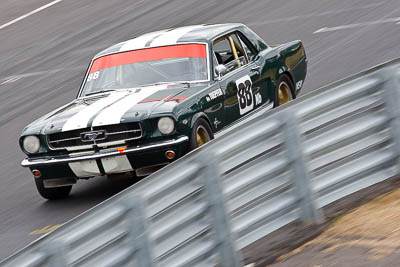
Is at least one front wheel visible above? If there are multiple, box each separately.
[274,75,295,107]
[189,118,214,150]
[34,179,72,200]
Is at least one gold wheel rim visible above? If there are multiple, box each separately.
[278,81,292,105]
[196,125,210,147]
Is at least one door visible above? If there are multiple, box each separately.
[213,32,264,126]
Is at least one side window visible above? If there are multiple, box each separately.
[230,34,247,66]
[237,33,256,61]
[213,33,247,74]
[213,37,231,65]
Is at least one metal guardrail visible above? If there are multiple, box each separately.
[2,60,400,266]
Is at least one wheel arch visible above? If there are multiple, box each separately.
[281,71,295,87]
[190,112,213,131]
[278,71,296,99]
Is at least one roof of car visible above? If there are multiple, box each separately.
[94,23,245,58]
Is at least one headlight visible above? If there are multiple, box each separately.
[23,136,40,153]
[158,117,175,135]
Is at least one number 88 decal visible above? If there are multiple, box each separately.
[236,75,254,115]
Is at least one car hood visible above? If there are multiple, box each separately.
[22,83,201,136]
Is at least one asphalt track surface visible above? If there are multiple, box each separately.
[1,0,400,263]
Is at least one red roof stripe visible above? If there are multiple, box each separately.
[89,44,206,74]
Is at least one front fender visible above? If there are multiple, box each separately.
[174,111,211,137]
[277,41,307,93]
[190,112,212,129]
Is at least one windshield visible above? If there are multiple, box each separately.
[81,43,208,96]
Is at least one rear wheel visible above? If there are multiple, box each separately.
[189,118,214,150]
[274,75,295,107]
[34,179,72,200]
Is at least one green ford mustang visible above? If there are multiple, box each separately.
[19,23,307,199]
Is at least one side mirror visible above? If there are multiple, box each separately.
[215,64,227,80]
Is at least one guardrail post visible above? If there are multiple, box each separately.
[380,68,400,169]
[123,195,154,267]
[198,152,242,267]
[282,111,323,223]
[42,239,68,267]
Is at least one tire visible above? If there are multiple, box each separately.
[189,118,214,151]
[34,179,72,200]
[274,74,295,107]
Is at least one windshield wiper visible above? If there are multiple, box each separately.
[140,82,174,87]
[175,82,191,88]
[140,82,191,88]
[84,89,117,97]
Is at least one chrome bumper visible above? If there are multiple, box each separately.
[21,136,189,168]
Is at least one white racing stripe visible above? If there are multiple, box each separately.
[92,85,168,127]
[62,92,128,131]
[119,25,204,51]
[120,30,168,51]
[150,25,205,47]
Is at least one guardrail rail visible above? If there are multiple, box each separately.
[2,59,400,267]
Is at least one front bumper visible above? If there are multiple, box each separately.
[21,136,189,168]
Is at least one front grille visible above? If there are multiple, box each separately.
[47,122,142,150]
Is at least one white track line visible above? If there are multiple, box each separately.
[0,0,63,30]
[314,17,400,33]
[248,2,386,26]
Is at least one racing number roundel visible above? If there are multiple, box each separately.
[236,75,253,115]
